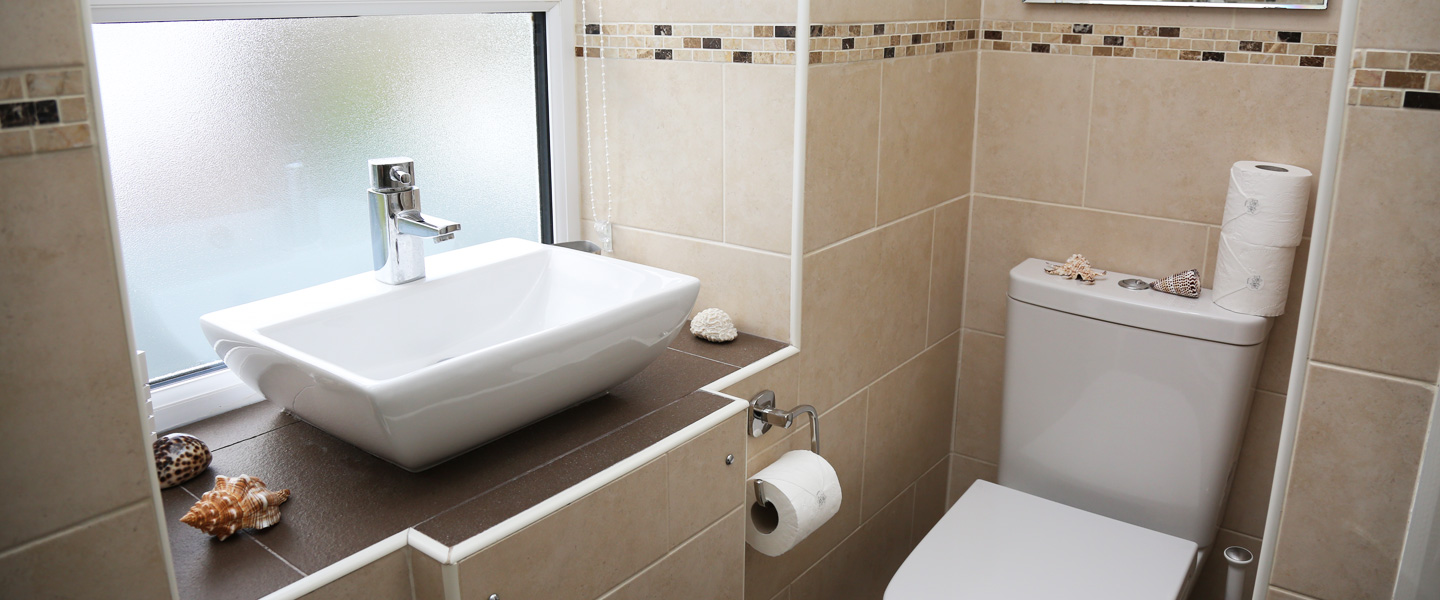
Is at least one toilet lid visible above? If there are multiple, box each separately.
[885,481,1198,600]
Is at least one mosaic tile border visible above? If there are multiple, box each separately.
[575,23,800,65]
[0,67,94,158]
[1347,49,1440,110]
[807,20,981,63]
[574,20,982,65]
[978,20,1338,67]
[575,20,1343,68]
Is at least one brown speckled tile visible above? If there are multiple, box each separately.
[415,391,734,545]
[180,349,737,574]
[669,322,788,367]
[164,487,303,600]
[164,400,298,451]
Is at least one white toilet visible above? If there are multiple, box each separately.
[887,259,1269,600]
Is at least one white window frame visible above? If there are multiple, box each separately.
[89,0,582,431]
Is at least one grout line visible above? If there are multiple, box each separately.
[721,64,728,244]
[0,497,158,561]
[1217,526,1263,544]
[975,191,1226,229]
[597,221,792,259]
[952,452,999,468]
[1307,360,1440,391]
[1079,55,1097,208]
[594,505,743,600]
[802,204,932,257]
[924,205,938,343]
[667,345,746,369]
[245,531,308,577]
[873,61,885,230]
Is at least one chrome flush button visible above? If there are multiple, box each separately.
[1119,278,1150,290]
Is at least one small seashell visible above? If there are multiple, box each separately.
[1044,254,1107,285]
[690,308,738,343]
[1151,269,1202,298]
[154,433,212,489]
[180,474,291,541]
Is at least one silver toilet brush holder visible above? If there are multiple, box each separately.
[1223,545,1254,600]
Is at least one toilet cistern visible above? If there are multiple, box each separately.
[367,157,462,285]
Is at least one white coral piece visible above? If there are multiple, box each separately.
[690,308,737,343]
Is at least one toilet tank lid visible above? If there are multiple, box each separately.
[1008,258,1269,346]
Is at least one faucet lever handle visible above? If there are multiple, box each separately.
[389,166,412,186]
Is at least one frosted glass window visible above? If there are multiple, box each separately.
[94,14,544,381]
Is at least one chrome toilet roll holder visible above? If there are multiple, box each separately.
[749,390,821,507]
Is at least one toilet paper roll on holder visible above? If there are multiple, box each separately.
[749,390,821,506]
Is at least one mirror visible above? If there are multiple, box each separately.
[1024,0,1325,9]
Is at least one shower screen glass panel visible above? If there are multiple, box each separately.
[94,13,544,381]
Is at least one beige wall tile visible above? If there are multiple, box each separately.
[603,223,790,341]
[1356,0,1440,52]
[928,197,970,345]
[963,196,1210,335]
[580,59,724,241]
[668,413,747,546]
[877,51,975,225]
[300,549,411,600]
[1190,529,1262,600]
[948,0,982,19]
[805,62,881,252]
[1257,237,1311,394]
[1086,60,1329,225]
[974,52,1093,206]
[770,588,790,600]
[459,458,671,600]
[790,487,916,600]
[0,501,171,598]
[1311,107,1440,382]
[952,330,1004,463]
[812,0,945,24]
[800,212,933,412]
[745,391,868,600]
[1221,390,1285,539]
[946,453,998,507]
[601,508,744,600]
[863,334,960,520]
[411,549,446,600]
[725,64,795,255]
[0,0,87,71]
[0,148,155,550]
[911,456,951,545]
[1270,365,1434,600]
[578,0,797,24]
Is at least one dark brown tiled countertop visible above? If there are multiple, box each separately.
[162,330,787,600]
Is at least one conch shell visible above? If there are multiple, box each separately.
[180,475,290,540]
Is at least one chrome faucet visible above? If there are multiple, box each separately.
[367,157,461,285]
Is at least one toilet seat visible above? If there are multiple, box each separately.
[885,480,1198,600]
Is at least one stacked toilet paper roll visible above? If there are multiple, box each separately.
[746,450,842,557]
[1212,162,1312,317]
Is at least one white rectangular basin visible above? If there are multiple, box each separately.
[200,238,700,471]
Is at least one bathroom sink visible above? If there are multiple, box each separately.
[200,238,700,471]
